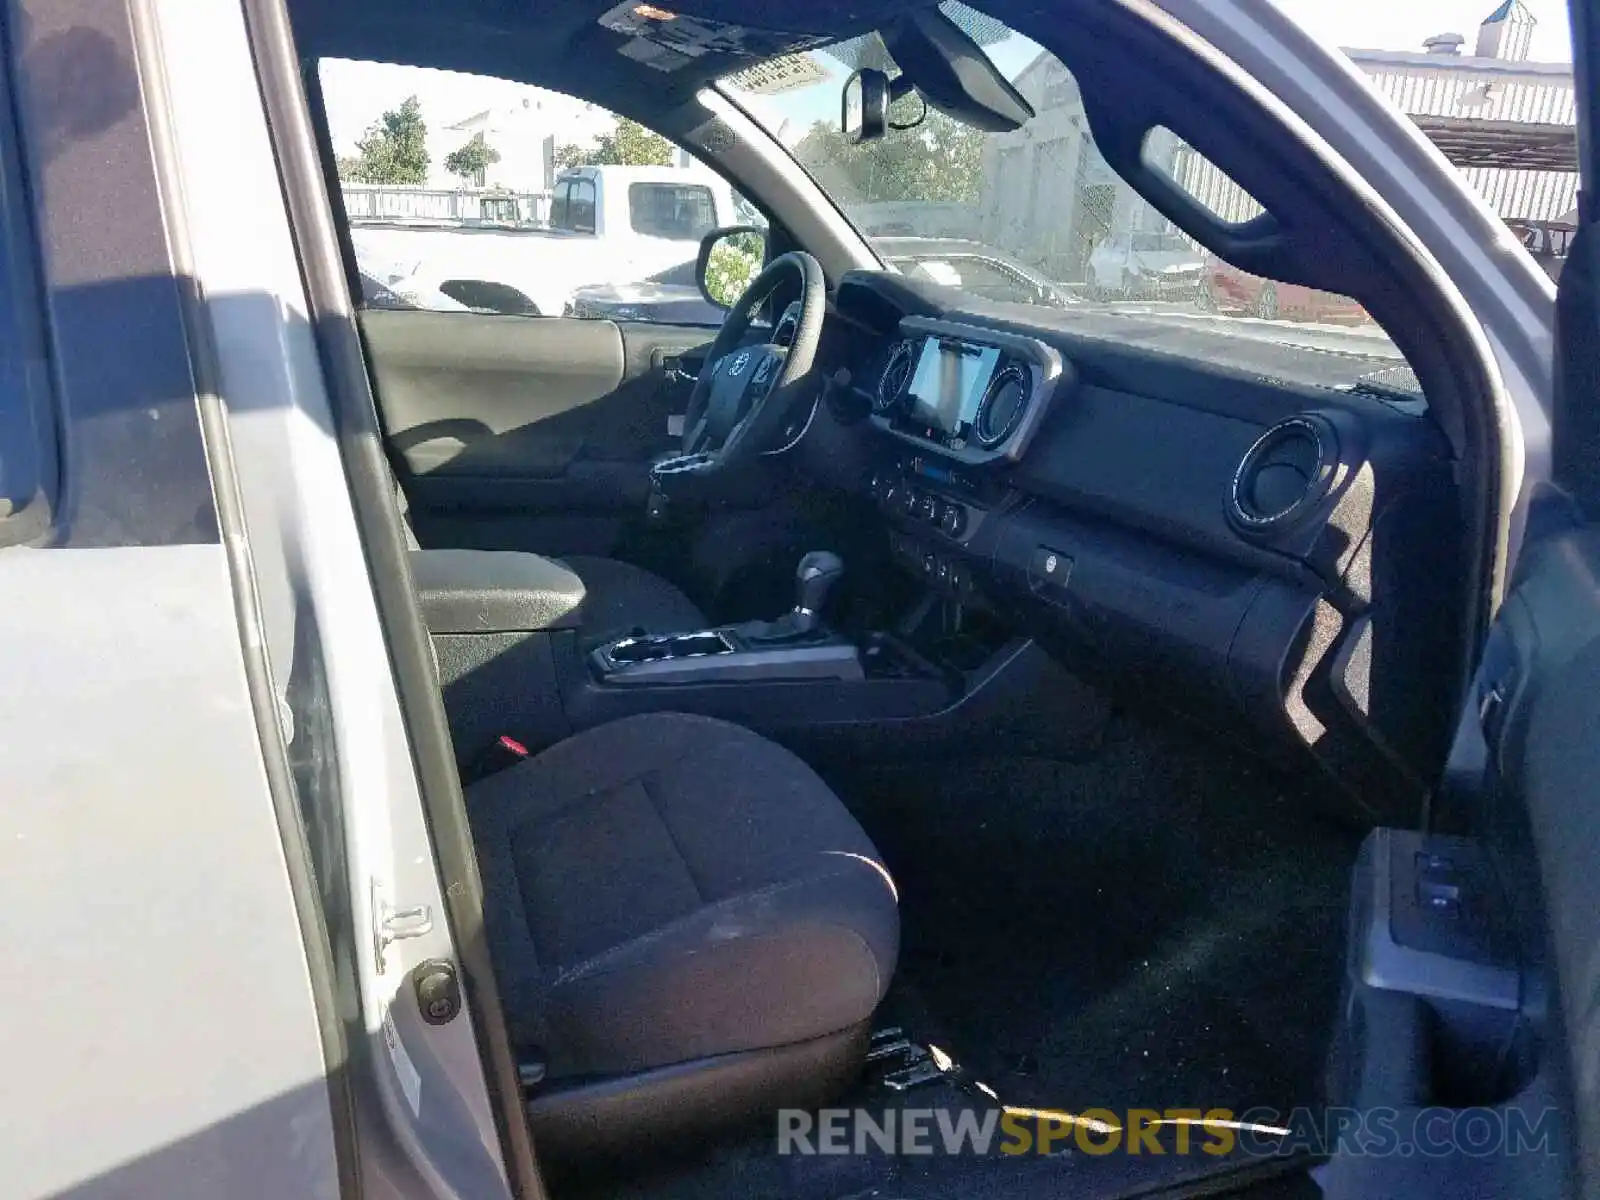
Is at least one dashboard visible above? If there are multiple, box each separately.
[794,269,1463,817]
[869,317,1066,465]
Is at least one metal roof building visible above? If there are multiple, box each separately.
[978,1,1577,280]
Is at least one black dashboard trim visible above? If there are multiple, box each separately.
[869,316,1069,466]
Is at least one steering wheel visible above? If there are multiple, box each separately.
[680,251,826,465]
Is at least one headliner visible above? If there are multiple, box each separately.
[287,0,948,116]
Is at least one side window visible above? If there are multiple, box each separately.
[569,179,597,234]
[550,179,571,230]
[317,58,760,324]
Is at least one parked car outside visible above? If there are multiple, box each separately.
[1505,216,1576,282]
[568,236,1078,325]
[1086,230,1204,298]
[1198,254,1370,323]
[876,237,1080,309]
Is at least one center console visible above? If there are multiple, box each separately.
[416,538,1103,776]
[592,628,863,685]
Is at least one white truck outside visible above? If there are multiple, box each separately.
[358,164,751,317]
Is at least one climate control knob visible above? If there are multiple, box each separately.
[940,503,967,538]
[916,494,940,523]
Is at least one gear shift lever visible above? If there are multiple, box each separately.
[792,551,844,635]
[738,551,844,644]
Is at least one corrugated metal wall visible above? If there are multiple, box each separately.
[1359,61,1575,124]
[1355,55,1576,222]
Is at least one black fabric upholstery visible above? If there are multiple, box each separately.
[559,554,706,636]
[466,712,899,1080]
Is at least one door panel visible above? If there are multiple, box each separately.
[361,309,714,555]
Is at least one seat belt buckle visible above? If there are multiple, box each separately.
[469,734,531,781]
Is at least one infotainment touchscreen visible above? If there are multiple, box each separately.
[906,338,1001,435]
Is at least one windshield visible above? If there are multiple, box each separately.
[1133,233,1192,253]
[891,255,1044,304]
[718,2,1413,396]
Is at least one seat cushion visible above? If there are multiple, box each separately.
[560,555,705,636]
[466,712,899,1080]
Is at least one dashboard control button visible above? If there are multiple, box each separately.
[936,560,951,586]
[917,494,939,523]
[940,504,967,538]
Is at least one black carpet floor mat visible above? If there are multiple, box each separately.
[560,720,1359,1200]
[841,728,1360,1120]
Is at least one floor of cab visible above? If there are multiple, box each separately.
[562,716,1360,1200]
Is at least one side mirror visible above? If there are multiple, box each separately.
[843,69,891,144]
[695,226,768,311]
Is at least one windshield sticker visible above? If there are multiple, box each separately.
[600,3,828,61]
[723,53,828,94]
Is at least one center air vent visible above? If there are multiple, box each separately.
[974,362,1032,448]
[1228,416,1339,534]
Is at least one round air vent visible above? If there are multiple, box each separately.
[1228,416,1339,533]
[973,362,1031,448]
[875,339,917,415]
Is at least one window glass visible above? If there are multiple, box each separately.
[570,178,596,234]
[629,183,718,240]
[317,59,758,324]
[892,255,1049,305]
[550,179,571,229]
[720,3,1416,398]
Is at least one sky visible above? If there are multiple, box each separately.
[321,0,1575,159]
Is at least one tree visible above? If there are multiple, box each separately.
[443,131,501,186]
[793,102,985,205]
[340,95,429,185]
[554,117,675,169]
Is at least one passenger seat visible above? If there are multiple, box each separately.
[464,711,900,1159]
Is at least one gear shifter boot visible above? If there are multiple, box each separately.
[737,551,845,644]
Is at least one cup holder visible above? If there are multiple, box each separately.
[606,631,734,665]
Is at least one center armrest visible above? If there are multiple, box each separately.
[411,549,586,634]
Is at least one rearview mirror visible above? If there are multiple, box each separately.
[883,8,1034,133]
[843,69,891,144]
[696,226,768,311]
